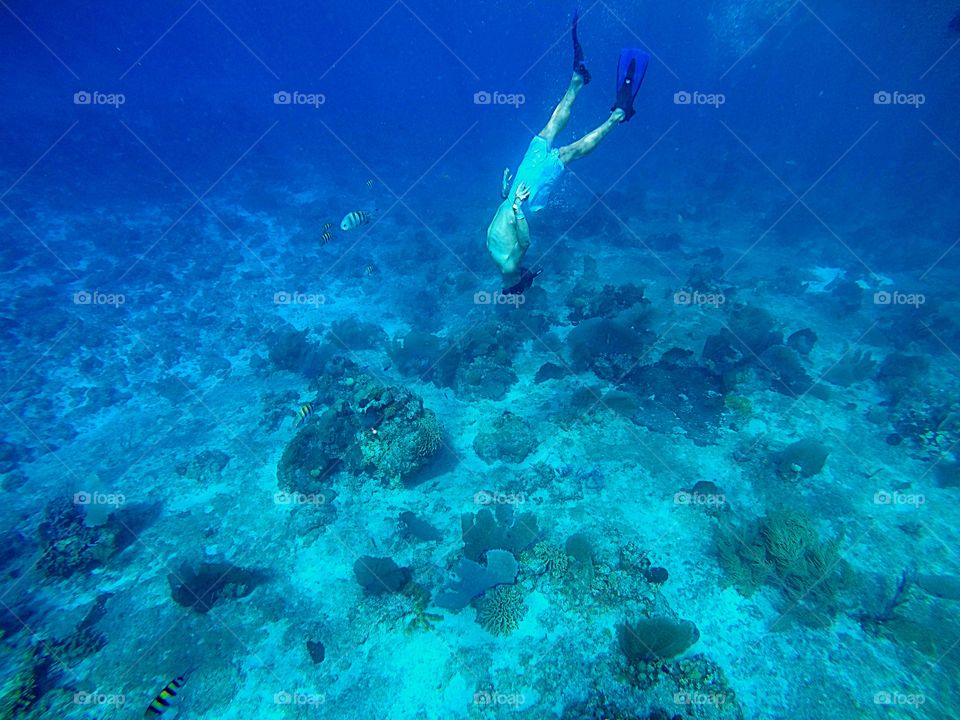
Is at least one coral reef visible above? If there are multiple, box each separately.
[267,325,330,377]
[353,556,411,595]
[622,360,724,446]
[398,511,443,542]
[460,506,541,562]
[36,497,121,579]
[566,281,650,325]
[327,316,388,351]
[277,376,442,490]
[175,448,230,483]
[434,549,518,610]
[618,617,700,663]
[716,510,847,622]
[567,311,653,379]
[477,584,527,636]
[877,352,929,405]
[526,542,570,580]
[168,560,266,613]
[776,438,829,480]
[0,644,53,718]
[822,348,876,387]
[473,411,538,464]
[786,327,817,355]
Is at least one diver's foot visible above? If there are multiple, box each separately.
[611,108,627,124]
[572,9,591,85]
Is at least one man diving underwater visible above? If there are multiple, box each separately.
[486,10,650,296]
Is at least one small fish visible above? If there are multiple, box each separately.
[295,402,314,426]
[320,230,334,245]
[365,179,375,189]
[340,210,373,231]
[364,263,378,276]
[145,673,188,717]
[322,222,333,231]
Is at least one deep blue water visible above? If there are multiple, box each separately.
[1,1,959,719]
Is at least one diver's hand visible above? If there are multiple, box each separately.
[512,183,531,213]
[501,168,513,199]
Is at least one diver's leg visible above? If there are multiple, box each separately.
[557,109,625,164]
[539,73,585,145]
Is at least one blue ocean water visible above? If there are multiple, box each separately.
[1,1,959,718]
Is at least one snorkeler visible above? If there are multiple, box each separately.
[486,10,650,295]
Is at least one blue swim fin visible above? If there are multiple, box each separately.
[573,8,591,84]
[612,48,650,122]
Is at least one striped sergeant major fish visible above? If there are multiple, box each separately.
[340,210,374,231]
[145,672,189,717]
[295,402,314,426]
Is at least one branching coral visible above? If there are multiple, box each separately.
[716,511,846,616]
[477,585,527,636]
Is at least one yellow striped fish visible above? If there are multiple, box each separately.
[320,230,334,245]
[295,402,314,426]
[365,179,375,189]
[340,210,373,231]
[145,674,188,717]
[322,222,333,231]
[364,264,378,276]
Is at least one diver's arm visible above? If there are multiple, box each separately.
[512,184,531,249]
